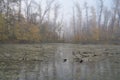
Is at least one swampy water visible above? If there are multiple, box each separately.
[0,44,120,80]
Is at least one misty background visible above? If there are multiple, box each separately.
[0,0,120,43]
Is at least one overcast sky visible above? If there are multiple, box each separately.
[58,0,111,14]
[27,0,112,23]
[54,0,112,21]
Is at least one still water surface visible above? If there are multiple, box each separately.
[0,44,120,80]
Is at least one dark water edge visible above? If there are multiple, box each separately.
[0,39,120,45]
[0,44,120,80]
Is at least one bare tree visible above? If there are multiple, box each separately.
[72,7,76,41]
[89,6,99,41]
[97,0,104,40]
[38,0,55,24]
[84,2,89,28]
[0,0,5,13]
[75,2,82,41]
[110,0,120,34]
[112,0,120,40]
[57,15,64,40]
[84,2,89,41]
[98,0,103,27]
[53,2,61,41]
[103,8,111,40]
[18,0,22,21]
[53,3,60,25]
[24,0,32,22]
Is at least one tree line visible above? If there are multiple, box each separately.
[68,0,120,44]
[0,0,120,43]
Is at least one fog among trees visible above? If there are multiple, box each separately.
[0,0,120,43]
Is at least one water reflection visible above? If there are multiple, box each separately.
[0,44,120,80]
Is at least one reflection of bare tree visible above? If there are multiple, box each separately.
[75,64,81,80]
[25,67,27,80]
[46,62,49,80]
[18,62,28,80]
[36,61,41,80]
[72,57,75,80]
[72,51,82,80]
[43,61,49,80]
[53,52,56,80]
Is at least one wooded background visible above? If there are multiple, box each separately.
[0,0,120,43]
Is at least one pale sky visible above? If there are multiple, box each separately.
[24,0,112,22]
[59,0,111,16]
[55,0,112,22]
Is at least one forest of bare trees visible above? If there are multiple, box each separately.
[0,0,120,43]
